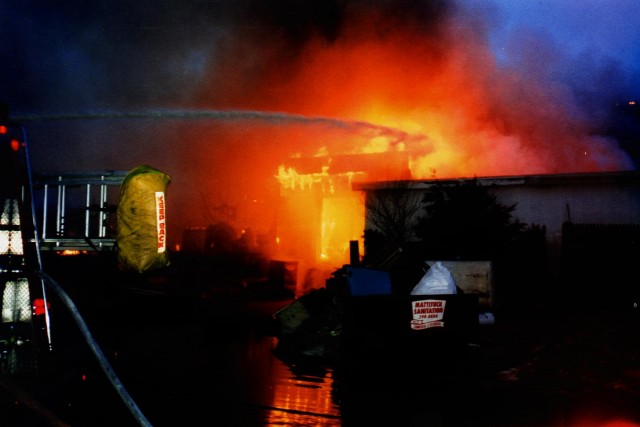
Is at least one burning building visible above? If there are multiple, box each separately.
[181,0,635,294]
[274,150,413,291]
[6,1,639,296]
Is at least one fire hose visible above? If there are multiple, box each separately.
[36,270,153,427]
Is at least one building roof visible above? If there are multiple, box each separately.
[352,169,640,191]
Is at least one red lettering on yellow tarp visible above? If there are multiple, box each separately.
[156,192,167,253]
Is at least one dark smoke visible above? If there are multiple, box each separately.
[1,1,638,248]
[203,0,452,109]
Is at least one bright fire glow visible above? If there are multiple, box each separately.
[571,419,640,427]
[275,162,365,272]
[59,249,84,256]
[184,5,634,287]
[319,194,364,263]
[276,165,330,192]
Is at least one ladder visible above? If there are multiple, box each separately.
[0,119,51,376]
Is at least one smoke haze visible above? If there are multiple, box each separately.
[1,0,639,247]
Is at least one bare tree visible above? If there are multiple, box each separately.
[415,179,523,259]
[364,182,423,249]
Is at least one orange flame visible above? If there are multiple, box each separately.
[212,5,631,178]
[186,6,633,285]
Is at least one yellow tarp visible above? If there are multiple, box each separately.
[117,165,171,273]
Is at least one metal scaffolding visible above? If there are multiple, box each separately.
[31,171,128,252]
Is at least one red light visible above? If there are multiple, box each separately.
[10,139,20,151]
[33,299,49,316]
[0,125,6,134]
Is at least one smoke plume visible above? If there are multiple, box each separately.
[2,0,638,250]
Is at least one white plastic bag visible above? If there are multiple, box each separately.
[410,261,457,295]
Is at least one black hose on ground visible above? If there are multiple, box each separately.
[36,270,153,427]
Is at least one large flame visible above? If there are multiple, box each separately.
[208,4,631,178]
[181,2,634,284]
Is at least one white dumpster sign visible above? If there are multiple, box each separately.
[411,299,446,330]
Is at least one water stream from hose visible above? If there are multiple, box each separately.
[14,108,426,147]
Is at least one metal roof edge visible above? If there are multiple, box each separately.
[32,170,129,186]
[352,170,640,191]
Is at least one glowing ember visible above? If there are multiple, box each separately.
[276,165,330,192]
[59,249,84,256]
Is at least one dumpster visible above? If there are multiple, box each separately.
[425,260,493,309]
[272,263,479,362]
[342,293,479,363]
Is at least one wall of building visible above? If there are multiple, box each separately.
[494,179,640,247]
[356,171,640,296]
[490,176,640,290]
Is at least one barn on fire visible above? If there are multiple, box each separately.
[353,170,640,312]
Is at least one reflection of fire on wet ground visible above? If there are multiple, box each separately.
[271,287,640,427]
[2,270,638,427]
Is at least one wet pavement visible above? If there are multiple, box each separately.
[2,257,640,427]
